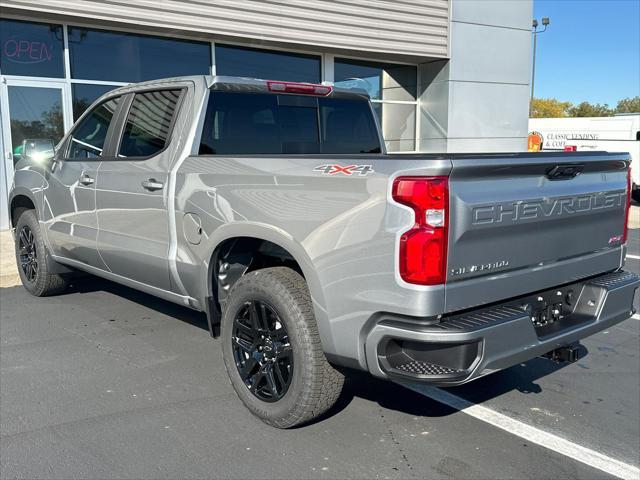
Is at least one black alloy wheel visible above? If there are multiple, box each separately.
[18,225,38,283]
[232,299,293,402]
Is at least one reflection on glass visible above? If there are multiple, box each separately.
[8,86,64,164]
[216,44,321,83]
[118,90,181,157]
[23,139,55,162]
[68,27,210,82]
[68,97,121,158]
[334,58,417,101]
[319,97,380,154]
[72,83,119,120]
[198,92,380,155]
[375,103,416,152]
[0,19,64,78]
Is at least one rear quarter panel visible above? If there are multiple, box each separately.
[174,155,451,368]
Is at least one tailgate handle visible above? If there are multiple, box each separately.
[546,164,584,180]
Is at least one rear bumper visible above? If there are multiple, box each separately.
[365,270,639,386]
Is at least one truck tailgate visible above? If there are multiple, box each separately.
[445,152,630,312]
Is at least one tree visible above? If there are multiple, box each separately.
[615,96,640,114]
[568,102,613,117]
[530,98,572,118]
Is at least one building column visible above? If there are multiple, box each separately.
[0,90,9,231]
[419,0,533,153]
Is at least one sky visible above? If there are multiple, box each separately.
[532,0,640,107]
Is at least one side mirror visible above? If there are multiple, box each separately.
[21,138,55,163]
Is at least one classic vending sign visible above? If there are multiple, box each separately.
[528,130,600,151]
[527,131,543,152]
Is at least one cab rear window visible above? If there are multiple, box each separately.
[198,91,381,155]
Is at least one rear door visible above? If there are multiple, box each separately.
[96,87,185,291]
[445,152,630,312]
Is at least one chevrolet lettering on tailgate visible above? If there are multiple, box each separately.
[472,191,627,225]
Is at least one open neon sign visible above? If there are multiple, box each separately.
[3,38,53,64]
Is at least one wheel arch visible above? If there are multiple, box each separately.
[9,188,38,228]
[9,187,73,275]
[200,224,333,352]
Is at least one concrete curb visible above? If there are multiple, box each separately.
[0,230,21,288]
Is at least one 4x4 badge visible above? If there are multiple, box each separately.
[313,164,374,176]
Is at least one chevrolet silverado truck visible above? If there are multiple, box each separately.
[9,76,638,428]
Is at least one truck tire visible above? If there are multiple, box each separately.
[221,267,344,428]
[632,186,640,203]
[14,210,69,296]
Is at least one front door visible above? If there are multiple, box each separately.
[96,88,184,291]
[43,94,122,267]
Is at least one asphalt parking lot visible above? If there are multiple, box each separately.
[1,216,639,479]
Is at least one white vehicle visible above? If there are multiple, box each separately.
[529,114,640,201]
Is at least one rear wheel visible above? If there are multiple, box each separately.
[632,185,640,203]
[221,267,344,428]
[14,210,69,296]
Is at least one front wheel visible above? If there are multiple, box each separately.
[221,267,344,428]
[14,210,69,296]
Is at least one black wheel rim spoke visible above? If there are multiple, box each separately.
[238,357,259,380]
[233,336,254,354]
[275,346,292,361]
[235,320,257,340]
[273,361,287,387]
[19,228,29,248]
[265,368,279,397]
[272,327,288,341]
[18,225,38,283]
[232,299,293,402]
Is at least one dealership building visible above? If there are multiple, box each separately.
[0,0,533,230]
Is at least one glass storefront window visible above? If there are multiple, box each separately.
[7,86,64,163]
[0,19,64,78]
[215,44,321,83]
[67,27,210,82]
[334,58,417,102]
[72,83,119,120]
[373,102,416,152]
[336,58,417,152]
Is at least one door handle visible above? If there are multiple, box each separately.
[79,174,94,186]
[141,178,164,191]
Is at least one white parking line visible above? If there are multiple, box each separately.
[409,385,640,480]
[626,254,640,260]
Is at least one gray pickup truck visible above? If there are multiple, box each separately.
[9,76,638,428]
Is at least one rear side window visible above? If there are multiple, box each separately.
[67,96,120,159]
[118,89,182,158]
[319,97,380,154]
[199,91,380,155]
[200,93,281,155]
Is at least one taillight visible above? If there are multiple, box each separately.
[392,176,449,285]
[623,168,631,244]
[266,81,332,96]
